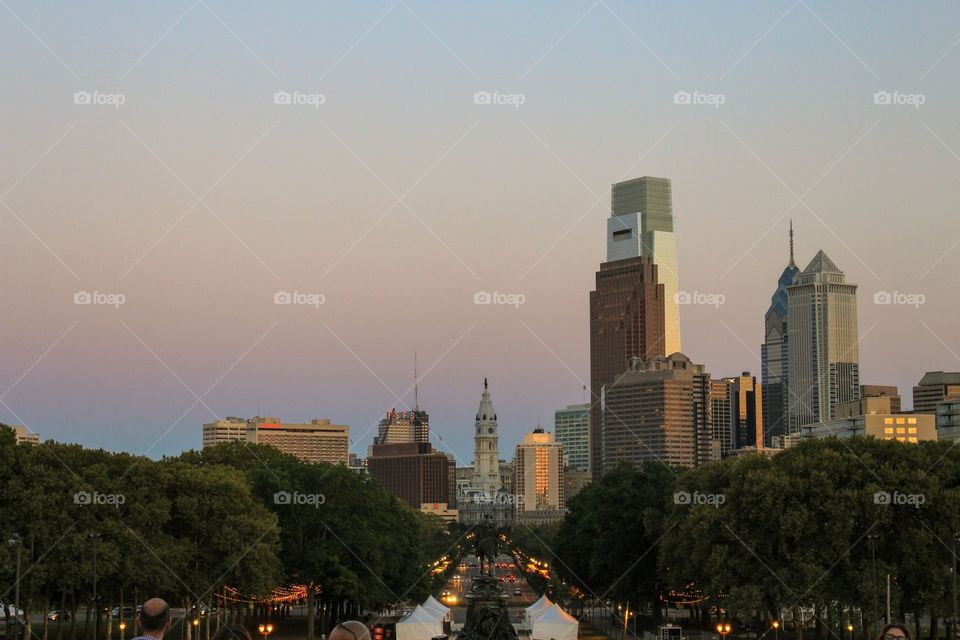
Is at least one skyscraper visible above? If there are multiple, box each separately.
[760,222,799,445]
[471,378,501,498]
[589,256,665,480]
[514,429,566,526]
[609,176,681,355]
[787,250,860,431]
[554,403,590,472]
[375,408,429,445]
[602,353,712,471]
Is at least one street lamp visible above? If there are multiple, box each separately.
[847,624,854,640]
[772,619,780,640]
[717,623,732,639]
[89,533,101,640]
[257,624,274,640]
[867,533,880,632]
[7,535,21,640]
[119,621,127,640]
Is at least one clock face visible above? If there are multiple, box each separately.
[488,427,494,434]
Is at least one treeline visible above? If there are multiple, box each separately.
[541,438,960,640]
[0,429,450,640]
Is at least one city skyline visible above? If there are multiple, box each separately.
[2,2,960,463]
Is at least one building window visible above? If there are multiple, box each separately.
[884,427,894,434]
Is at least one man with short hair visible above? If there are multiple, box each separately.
[328,621,371,640]
[132,599,172,640]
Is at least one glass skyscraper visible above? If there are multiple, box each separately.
[761,223,799,445]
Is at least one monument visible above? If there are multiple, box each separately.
[459,515,518,640]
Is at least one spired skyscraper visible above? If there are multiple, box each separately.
[787,250,860,432]
[608,177,682,355]
[760,223,800,445]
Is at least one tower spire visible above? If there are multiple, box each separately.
[413,350,419,410]
[789,219,795,267]
[484,377,488,390]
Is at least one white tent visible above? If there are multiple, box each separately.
[421,595,451,621]
[530,604,578,640]
[396,605,443,640]
[524,595,554,627]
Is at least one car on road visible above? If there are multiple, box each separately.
[513,589,522,596]
[47,610,71,622]
[112,606,137,618]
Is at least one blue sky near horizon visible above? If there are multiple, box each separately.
[1,1,959,463]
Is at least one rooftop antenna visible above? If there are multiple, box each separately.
[484,377,488,390]
[413,350,419,411]
[789,219,795,267]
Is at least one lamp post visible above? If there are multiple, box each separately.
[90,533,101,640]
[772,619,780,640]
[867,533,880,633]
[717,622,732,640]
[193,618,200,640]
[847,623,854,640]
[119,621,127,640]
[8,535,22,640]
[257,623,274,640]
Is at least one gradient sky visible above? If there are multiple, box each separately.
[2,1,959,465]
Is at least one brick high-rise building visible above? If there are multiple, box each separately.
[367,442,453,509]
[589,256,665,480]
[602,353,712,471]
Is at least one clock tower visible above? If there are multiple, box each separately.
[471,378,501,498]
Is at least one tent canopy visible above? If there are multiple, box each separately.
[530,604,578,640]
[524,595,555,626]
[422,595,451,615]
[396,605,443,640]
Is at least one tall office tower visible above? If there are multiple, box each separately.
[375,408,429,445]
[761,223,799,446]
[589,256,665,481]
[609,177,681,356]
[731,373,763,449]
[471,378,501,497]
[554,403,590,472]
[861,385,902,414]
[367,442,452,510]
[602,353,712,471]
[913,372,960,414]
[513,429,566,526]
[710,379,734,457]
[787,251,860,432]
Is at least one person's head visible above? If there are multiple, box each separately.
[329,621,371,640]
[138,599,172,637]
[211,625,252,640]
[877,624,912,640]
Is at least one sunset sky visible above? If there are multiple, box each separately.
[2,1,959,464]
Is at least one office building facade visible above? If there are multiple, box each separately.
[761,223,799,445]
[913,372,960,414]
[554,403,590,472]
[513,429,565,525]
